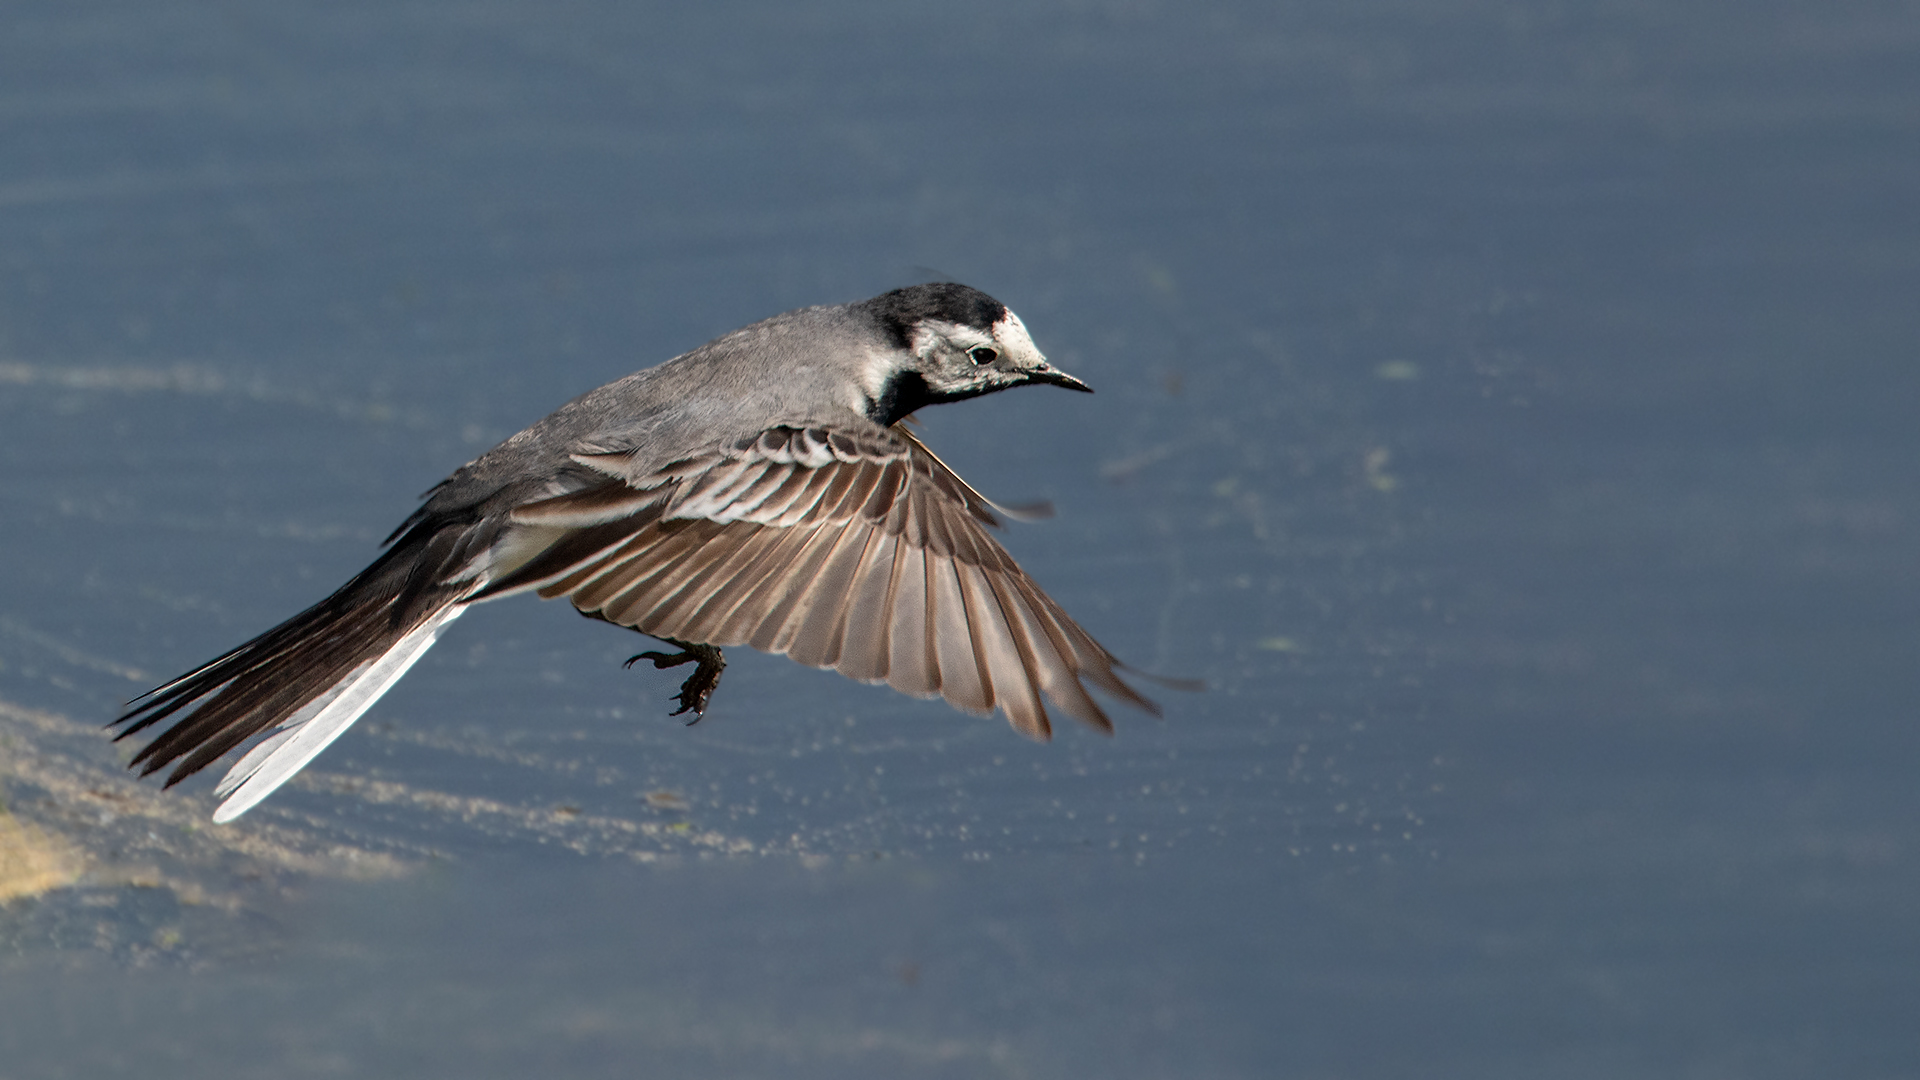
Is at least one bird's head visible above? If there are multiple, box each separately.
[857,283,1092,426]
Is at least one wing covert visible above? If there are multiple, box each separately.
[480,423,1153,737]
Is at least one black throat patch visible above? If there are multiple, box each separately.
[866,369,1006,426]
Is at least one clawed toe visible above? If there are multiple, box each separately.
[624,639,726,720]
[625,650,693,671]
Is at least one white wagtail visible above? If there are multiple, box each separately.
[115,284,1179,822]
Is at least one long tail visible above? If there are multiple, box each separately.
[114,528,479,822]
[206,604,463,821]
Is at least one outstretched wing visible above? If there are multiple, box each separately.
[477,424,1157,738]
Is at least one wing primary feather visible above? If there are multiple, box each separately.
[642,525,788,641]
[700,525,829,646]
[993,576,1114,731]
[960,564,1048,739]
[746,522,854,653]
[660,527,790,643]
[930,556,991,714]
[763,520,873,654]
[776,521,876,666]
[883,542,935,696]
[592,521,729,624]
[833,529,899,683]
[570,524,699,612]
[1012,582,1142,724]
[787,522,884,669]
[533,529,657,601]
[978,571,1067,731]
[607,520,756,630]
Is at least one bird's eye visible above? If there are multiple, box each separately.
[967,345,999,365]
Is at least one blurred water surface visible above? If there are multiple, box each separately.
[2,1,1916,1076]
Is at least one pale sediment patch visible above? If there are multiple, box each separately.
[0,697,412,912]
[1,694,766,890]
[0,802,79,903]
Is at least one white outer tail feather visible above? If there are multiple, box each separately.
[210,604,467,823]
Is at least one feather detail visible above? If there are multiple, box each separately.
[210,604,465,822]
[115,287,1175,824]
[523,422,1159,732]
[111,520,479,819]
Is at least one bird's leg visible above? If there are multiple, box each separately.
[623,637,727,721]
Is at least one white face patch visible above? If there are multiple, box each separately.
[856,341,902,411]
[860,311,1055,421]
[854,320,989,413]
[922,319,996,357]
[991,310,1046,368]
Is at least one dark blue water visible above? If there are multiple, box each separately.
[3,1,1916,1076]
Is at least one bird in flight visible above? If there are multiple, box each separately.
[114,283,1177,822]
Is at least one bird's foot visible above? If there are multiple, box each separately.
[623,639,726,721]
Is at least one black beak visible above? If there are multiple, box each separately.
[1030,364,1094,393]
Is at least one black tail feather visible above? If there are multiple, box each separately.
[114,524,470,788]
